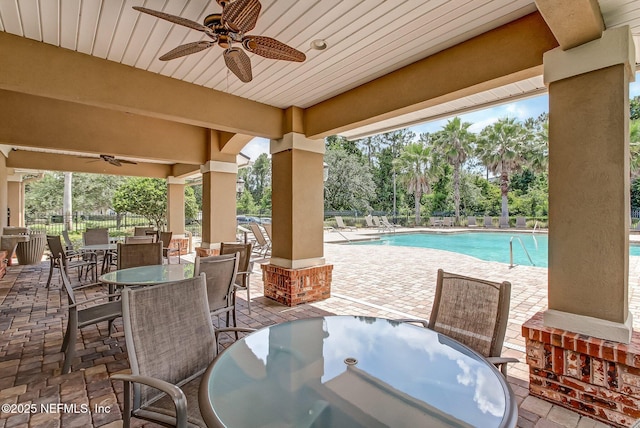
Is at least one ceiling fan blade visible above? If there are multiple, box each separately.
[118,159,138,165]
[223,0,261,33]
[133,6,213,35]
[242,36,306,62]
[159,41,216,61]
[224,48,253,83]
[108,159,122,167]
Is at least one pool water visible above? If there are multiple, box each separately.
[355,232,640,268]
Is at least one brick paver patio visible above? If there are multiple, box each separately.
[1,230,637,427]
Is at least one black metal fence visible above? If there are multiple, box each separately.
[25,213,203,237]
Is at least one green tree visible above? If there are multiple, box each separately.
[432,117,475,223]
[184,186,199,221]
[236,190,257,214]
[476,118,532,218]
[393,140,440,224]
[324,145,376,211]
[247,153,271,203]
[25,172,63,215]
[371,129,414,214]
[325,135,363,159]
[73,174,126,213]
[630,96,640,121]
[112,178,167,229]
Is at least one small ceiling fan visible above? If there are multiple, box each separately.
[80,154,138,167]
[133,0,306,83]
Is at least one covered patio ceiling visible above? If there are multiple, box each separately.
[0,0,639,175]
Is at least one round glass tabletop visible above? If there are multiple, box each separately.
[99,263,195,286]
[200,315,516,428]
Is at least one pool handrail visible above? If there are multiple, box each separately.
[509,236,535,268]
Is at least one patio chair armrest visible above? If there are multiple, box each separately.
[111,373,187,424]
[62,293,121,309]
[395,318,429,328]
[486,357,520,376]
[72,282,105,291]
[215,327,256,349]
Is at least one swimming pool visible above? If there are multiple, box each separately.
[355,232,640,268]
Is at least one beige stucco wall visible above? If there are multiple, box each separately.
[0,154,8,230]
[548,64,630,323]
[7,181,23,227]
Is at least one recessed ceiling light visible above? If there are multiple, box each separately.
[310,39,327,50]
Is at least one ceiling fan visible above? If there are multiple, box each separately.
[80,154,138,167]
[133,0,306,83]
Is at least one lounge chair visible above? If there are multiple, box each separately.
[396,269,518,376]
[467,216,478,227]
[499,217,510,228]
[429,217,442,227]
[515,216,527,228]
[483,216,494,228]
[335,216,356,231]
[372,216,392,232]
[364,215,375,228]
[249,222,271,256]
[381,216,400,228]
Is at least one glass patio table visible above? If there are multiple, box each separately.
[199,315,517,428]
[99,263,195,287]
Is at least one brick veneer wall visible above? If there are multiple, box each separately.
[261,263,332,306]
[523,312,640,427]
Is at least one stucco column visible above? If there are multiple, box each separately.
[270,133,325,268]
[0,154,8,230]
[7,175,23,227]
[199,160,237,249]
[166,176,185,234]
[544,26,635,342]
[261,132,332,306]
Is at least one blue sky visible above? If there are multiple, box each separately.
[242,73,640,160]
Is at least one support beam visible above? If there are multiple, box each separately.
[303,12,558,139]
[7,150,171,178]
[535,0,604,50]
[0,90,207,165]
[0,32,284,139]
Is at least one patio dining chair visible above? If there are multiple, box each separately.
[397,269,518,376]
[117,242,162,270]
[220,242,253,314]
[111,274,253,427]
[134,226,156,237]
[124,236,155,244]
[83,228,109,245]
[159,231,180,264]
[60,267,121,374]
[46,235,97,288]
[194,252,239,330]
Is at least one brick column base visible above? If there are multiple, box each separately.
[523,312,640,427]
[261,263,332,306]
[195,247,220,257]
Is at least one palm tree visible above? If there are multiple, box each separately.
[476,117,532,218]
[432,117,475,224]
[393,139,439,224]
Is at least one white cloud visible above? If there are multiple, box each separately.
[241,137,270,161]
